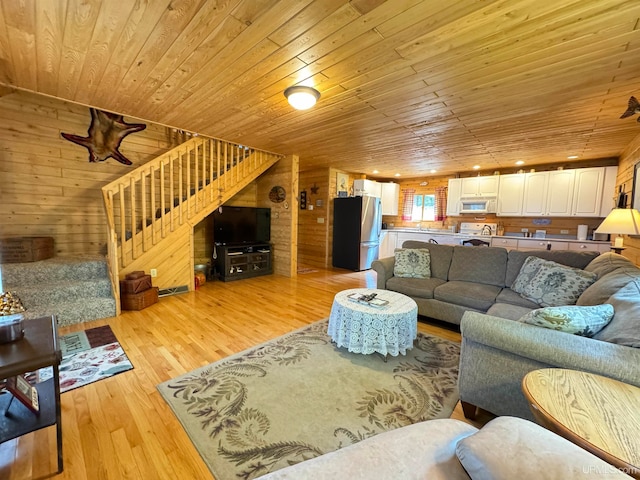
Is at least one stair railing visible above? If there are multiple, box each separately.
[102,136,282,274]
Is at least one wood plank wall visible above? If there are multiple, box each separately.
[297,167,357,268]
[0,90,181,256]
[616,132,640,265]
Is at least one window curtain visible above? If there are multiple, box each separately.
[402,189,415,221]
[435,186,447,221]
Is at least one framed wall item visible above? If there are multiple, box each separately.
[336,172,349,195]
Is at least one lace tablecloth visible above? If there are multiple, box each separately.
[327,288,418,357]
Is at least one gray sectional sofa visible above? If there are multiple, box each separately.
[372,243,640,421]
[371,241,599,325]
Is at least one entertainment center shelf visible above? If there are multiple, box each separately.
[215,243,272,282]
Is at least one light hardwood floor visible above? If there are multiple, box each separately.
[0,268,491,479]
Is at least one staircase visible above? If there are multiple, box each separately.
[101,135,282,307]
[2,255,116,327]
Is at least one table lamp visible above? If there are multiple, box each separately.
[594,208,640,253]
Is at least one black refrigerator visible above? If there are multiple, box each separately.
[332,196,382,271]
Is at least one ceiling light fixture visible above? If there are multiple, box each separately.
[394,173,401,177]
[567,155,579,159]
[515,160,525,165]
[430,169,437,174]
[473,165,481,170]
[284,86,320,110]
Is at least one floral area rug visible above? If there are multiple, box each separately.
[39,325,133,393]
[157,319,460,480]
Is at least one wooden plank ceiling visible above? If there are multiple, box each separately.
[1,0,640,178]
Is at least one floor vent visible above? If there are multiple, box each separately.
[158,285,189,297]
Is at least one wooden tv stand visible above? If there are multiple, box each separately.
[214,243,272,282]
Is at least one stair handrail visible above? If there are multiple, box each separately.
[102,135,282,277]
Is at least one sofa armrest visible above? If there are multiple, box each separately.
[371,256,395,289]
[461,311,640,387]
[458,311,640,419]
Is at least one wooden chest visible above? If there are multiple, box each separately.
[121,287,159,311]
[120,275,152,294]
[0,237,54,263]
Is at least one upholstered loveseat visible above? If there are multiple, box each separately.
[257,416,633,479]
[371,241,599,325]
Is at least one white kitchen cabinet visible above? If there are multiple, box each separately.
[490,237,519,249]
[446,178,462,216]
[496,173,525,216]
[567,241,611,253]
[599,166,618,217]
[460,176,499,197]
[546,170,575,216]
[354,179,382,197]
[522,171,549,216]
[380,182,400,215]
[572,167,604,217]
[379,231,398,258]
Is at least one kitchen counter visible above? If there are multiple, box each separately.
[382,228,609,244]
[379,229,612,258]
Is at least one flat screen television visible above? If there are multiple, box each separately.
[213,206,271,245]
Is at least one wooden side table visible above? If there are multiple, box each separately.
[523,368,640,479]
[0,315,63,473]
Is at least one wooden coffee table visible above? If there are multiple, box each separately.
[522,368,640,479]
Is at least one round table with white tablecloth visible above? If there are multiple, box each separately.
[327,288,418,357]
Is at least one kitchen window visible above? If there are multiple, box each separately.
[412,194,436,221]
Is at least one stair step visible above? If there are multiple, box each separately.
[7,279,113,308]
[2,255,108,284]
[22,298,116,327]
[2,255,116,327]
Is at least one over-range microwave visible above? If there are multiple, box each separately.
[459,197,497,214]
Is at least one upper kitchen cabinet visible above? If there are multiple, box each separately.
[522,171,550,216]
[381,182,400,215]
[496,173,525,216]
[572,166,617,217]
[446,178,463,216]
[460,176,499,197]
[521,166,617,217]
[354,179,382,197]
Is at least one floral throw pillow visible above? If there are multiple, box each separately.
[519,304,614,337]
[393,248,431,278]
[512,256,597,307]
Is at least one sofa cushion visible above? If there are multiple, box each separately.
[577,267,640,306]
[495,288,540,309]
[584,251,637,277]
[401,241,454,280]
[386,276,446,299]
[512,256,597,307]
[486,303,534,320]
[447,246,507,287]
[593,278,640,347]
[393,248,431,278]
[518,304,614,337]
[434,281,501,311]
[455,416,633,480]
[505,250,599,288]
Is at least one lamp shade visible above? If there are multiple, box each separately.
[284,86,320,110]
[594,208,640,236]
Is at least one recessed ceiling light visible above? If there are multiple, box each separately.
[394,173,401,177]
[430,169,437,174]
[473,165,480,170]
[372,170,379,174]
[567,155,579,159]
[284,85,321,110]
[515,160,525,165]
